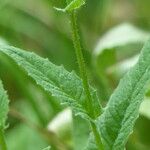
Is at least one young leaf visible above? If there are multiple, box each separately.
[0,79,9,130]
[97,39,150,149]
[54,0,85,12]
[0,45,101,121]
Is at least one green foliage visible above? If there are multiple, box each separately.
[2,38,150,150]
[93,23,150,102]
[42,146,51,150]
[0,80,9,150]
[97,39,150,149]
[6,124,48,150]
[0,45,101,121]
[54,0,85,12]
[0,80,9,130]
[0,0,150,150]
[72,116,89,150]
[94,23,149,76]
[140,98,150,119]
[84,134,97,150]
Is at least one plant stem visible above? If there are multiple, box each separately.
[91,122,104,150]
[70,11,94,118]
[70,11,104,150]
[0,129,7,150]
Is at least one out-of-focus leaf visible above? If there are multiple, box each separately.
[83,134,97,150]
[48,108,90,149]
[6,124,48,150]
[0,37,8,45]
[94,23,149,56]
[7,100,48,150]
[94,23,149,74]
[42,146,51,150]
[0,3,76,71]
[127,115,150,150]
[48,108,72,147]
[73,116,89,150]
[108,55,139,80]
[139,98,150,119]
[48,108,72,135]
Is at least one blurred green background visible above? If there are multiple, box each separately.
[0,0,150,149]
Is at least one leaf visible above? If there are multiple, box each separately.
[93,23,149,102]
[83,134,97,150]
[48,108,72,135]
[0,79,9,129]
[6,124,48,150]
[0,37,8,46]
[139,98,150,119]
[42,146,51,150]
[108,55,139,81]
[94,23,149,56]
[54,0,85,12]
[97,39,150,149]
[0,45,101,121]
[94,23,149,74]
[48,108,72,147]
[126,115,150,150]
[73,116,90,150]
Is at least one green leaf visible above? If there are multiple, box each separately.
[6,124,48,150]
[54,0,85,12]
[48,108,72,147]
[108,55,139,81]
[93,23,149,102]
[97,39,150,149]
[139,98,150,119]
[84,134,97,150]
[0,79,9,150]
[73,116,90,150]
[94,23,149,56]
[0,37,8,46]
[42,146,51,150]
[0,45,101,121]
[0,79,9,129]
[94,23,149,74]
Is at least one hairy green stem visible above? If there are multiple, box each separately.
[0,129,7,150]
[91,122,104,150]
[70,11,94,118]
[70,11,104,150]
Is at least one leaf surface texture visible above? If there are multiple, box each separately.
[0,45,101,120]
